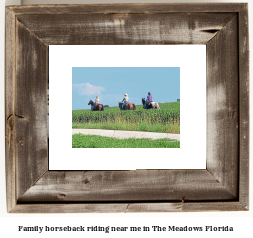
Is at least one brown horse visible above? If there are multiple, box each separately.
[88,100,104,111]
[118,102,136,110]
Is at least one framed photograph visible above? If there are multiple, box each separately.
[50,45,206,170]
[5,4,249,212]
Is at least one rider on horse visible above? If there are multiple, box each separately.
[121,93,129,110]
[145,92,152,109]
[92,96,99,111]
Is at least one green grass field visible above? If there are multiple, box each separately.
[72,101,180,133]
[72,134,180,148]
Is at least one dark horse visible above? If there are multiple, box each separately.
[118,102,136,110]
[142,98,160,109]
[142,98,152,109]
[88,100,104,111]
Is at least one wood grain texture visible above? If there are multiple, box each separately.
[7,3,246,15]
[5,3,249,213]
[206,16,239,198]
[15,20,48,200]
[10,202,247,213]
[18,170,236,203]
[238,4,249,208]
[5,7,17,212]
[125,202,248,213]
[16,13,235,45]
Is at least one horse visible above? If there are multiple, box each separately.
[88,100,104,111]
[142,98,160,109]
[118,102,136,110]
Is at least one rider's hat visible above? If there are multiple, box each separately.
[125,93,128,96]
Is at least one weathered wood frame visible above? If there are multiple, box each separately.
[5,4,249,213]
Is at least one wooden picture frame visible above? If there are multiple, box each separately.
[5,3,249,213]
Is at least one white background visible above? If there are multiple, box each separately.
[0,0,252,237]
[49,45,206,170]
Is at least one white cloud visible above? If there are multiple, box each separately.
[73,83,105,96]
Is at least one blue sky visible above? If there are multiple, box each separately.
[72,67,180,110]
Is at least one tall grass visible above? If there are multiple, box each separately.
[72,102,180,133]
